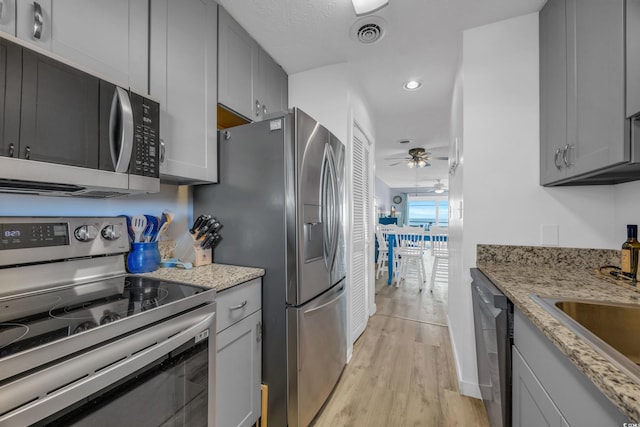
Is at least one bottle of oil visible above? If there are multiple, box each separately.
[621,224,640,279]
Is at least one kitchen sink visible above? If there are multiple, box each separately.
[531,295,640,384]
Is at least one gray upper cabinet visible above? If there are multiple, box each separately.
[0,0,15,35]
[14,0,148,94]
[218,5,288,122]
[258,48,288,119]
[150,0,218,184]
[540,0,631,186]
[218,6,257,120]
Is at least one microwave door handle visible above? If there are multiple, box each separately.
[109,87,134,173]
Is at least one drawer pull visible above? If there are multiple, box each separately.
[229,300,248,311]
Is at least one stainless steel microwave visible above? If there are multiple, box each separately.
[0,36,159,198]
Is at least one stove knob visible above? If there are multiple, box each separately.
[101,224,121,241]
[73,321,97,334]
[100,312,121,325]
[74,225,99,242]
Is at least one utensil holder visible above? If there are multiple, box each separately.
[127,242,161,273]
[174,232,212,267]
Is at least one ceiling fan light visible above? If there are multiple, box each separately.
[351,0,389,16]
[417,159,427,168]
[407,160,416,168]
[435,188,444,194]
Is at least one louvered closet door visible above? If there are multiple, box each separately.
[350,124,372,342]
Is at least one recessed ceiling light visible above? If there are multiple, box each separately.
[403,80,422,91]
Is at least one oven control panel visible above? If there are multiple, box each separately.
[0,217,128,266]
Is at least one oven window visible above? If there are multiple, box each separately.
[35,340,209,427]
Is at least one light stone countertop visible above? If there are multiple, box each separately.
[140,263,265,292]
[476,244,640,422]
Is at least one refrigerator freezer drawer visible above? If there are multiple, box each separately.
[287,281,347,427]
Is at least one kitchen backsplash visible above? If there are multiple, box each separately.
[0,184,193,242]
[477,244,621,269]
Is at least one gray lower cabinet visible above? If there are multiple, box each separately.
[218,5,287,122]
[13,0,148,93]
[512,347,569,427]
[149,0,218,184]
[513,308,629,426]
[540,0,630,185]
[216,279,262,427]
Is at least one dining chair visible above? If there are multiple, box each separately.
[394,225,428,290]
[378,224,399,280]
[375,225,389,279]
[429,226,449,292]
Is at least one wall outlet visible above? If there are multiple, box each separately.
[540,224,559,246]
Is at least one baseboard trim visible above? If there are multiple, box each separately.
[447,314,482,399]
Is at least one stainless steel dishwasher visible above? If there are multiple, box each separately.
[471,268,513,427]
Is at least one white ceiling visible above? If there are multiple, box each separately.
[217,0,546,188]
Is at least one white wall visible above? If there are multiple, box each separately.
[451,12,620,398]
[0,184,193,241]
[288,63,350,143]
[374,176,392,216]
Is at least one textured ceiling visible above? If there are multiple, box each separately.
[218,0,546,188]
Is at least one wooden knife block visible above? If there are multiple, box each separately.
[174,232,212,267]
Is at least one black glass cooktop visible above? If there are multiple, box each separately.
[0,276,207,359]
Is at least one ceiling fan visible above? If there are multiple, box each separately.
[386,147,448,168]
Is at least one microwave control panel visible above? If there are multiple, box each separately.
[130,93,160,178]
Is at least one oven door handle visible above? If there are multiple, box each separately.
[109,86,134,173]
[0,304,216,427]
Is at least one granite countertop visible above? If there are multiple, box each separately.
[477,244,640,422]
[141,263,265,292]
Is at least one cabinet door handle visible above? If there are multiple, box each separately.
[24,146,31,160]
[562,144,574,167]
[255,100,261,117]
[554,148,563,170]
[8,143,14,157]
[33,2,43,40]
[257,321,262,342]
[229,300,248,311]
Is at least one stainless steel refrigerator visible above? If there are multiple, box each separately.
[194,108,347,427]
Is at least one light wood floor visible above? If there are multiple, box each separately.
[312,255,489,427]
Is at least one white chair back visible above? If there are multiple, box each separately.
[395,225,427,251]
[375,225,388,250]
[429,226,448,258]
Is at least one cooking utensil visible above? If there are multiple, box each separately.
[143,215,159,242]
[153,222,170,242]
[160,210,175,229]
[131,215,147,243]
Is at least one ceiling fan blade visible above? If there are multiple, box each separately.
[388,161,405,166]
[429,156,449,160]
[384,155,411,160]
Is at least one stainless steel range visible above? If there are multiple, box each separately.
[0,217,216,426]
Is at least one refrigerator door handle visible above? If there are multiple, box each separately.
[303,284,345,315]
[321,144,339,271]
[321,146,331,269]
[327,146,339,269]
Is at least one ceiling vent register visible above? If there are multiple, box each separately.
[350,16,386,44]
